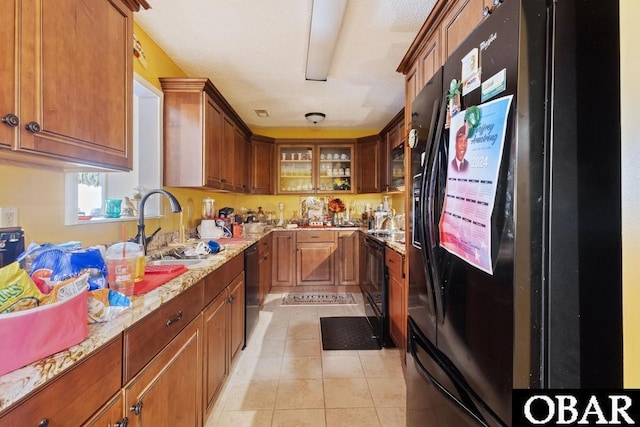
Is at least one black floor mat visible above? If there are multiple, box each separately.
[320,316,381,350]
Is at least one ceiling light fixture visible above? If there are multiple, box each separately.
[305,112,326,124]
[305,0,348,81]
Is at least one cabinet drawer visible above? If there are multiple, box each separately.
[258,234,272,256]
[124,281,203,382]
[296,231,335,243]
[385,248,404,279]
[0,336,122,427]
[204,253,243,304]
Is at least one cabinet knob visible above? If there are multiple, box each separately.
[115,417,129,427]
[25,121,41,133]
[38,419,49,427]
[130,401,144,415]
[1,113,19,127]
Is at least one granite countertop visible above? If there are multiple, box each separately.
[0,235,258,412]
[0,227,405,412]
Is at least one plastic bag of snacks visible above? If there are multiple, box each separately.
[0,262,44,314]
[87,288,131,323]
[29,246,108,291]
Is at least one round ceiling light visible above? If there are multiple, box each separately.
[305,112,326,124]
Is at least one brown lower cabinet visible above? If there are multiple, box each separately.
[296,231,336,286]
[273,230,361,288]
[0,253,247,427]
[202,254,245,418]
[124,315,203,427]
[0,336,123,427]
[272,231,296,287]
[258,234,273,307]
[386,248,406,356]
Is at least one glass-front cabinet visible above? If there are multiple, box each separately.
[277,144,354,194]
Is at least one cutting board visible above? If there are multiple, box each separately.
[133,265,188,295]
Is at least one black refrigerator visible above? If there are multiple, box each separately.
[406,0,622,425]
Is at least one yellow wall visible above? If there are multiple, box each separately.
[620,0,640,387]
[133,23,187,87]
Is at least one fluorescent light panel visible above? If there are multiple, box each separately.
[305,0,347,81]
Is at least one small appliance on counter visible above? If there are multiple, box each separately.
[0,227,25,268]
[218,207,234,218]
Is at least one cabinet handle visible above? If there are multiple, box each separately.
[115,417,129,427]
[130,401,144,415]
[228,294,236,303]
[166,310,183,326]
[38,419,49,427]
[1,113,19,127]
[25,121,41,133]
[311,235,319,239]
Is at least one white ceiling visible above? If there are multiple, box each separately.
[135,0,436,132]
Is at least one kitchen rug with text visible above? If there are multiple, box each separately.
[281,292,357,305]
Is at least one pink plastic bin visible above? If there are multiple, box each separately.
[0,290,89,376]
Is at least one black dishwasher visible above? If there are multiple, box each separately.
[244,243,259,347]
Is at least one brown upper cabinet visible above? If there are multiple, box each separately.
[355,135,382,194]
[160,78,252,192]
[250,135,275,194]
[276,141,355,195]
[0,0,137,171]
[380,110,405,193]
[398,0,490,128]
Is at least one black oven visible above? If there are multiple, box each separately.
[361,235,393,347]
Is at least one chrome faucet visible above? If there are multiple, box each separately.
[132,189,182,254]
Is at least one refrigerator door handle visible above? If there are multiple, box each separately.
[422,93,449,324]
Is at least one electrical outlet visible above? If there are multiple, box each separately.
[0,207,18,227]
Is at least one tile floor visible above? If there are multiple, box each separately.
[205,293,407,427]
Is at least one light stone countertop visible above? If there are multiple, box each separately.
[0,227,405,412]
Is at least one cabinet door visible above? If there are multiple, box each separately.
[221,116,235,190]
[251,137,274,194]
[337,230,359,286]
[258,235,273,306]
[234,127,247,193]
[272,231,296,287]
[204,95,224,188]
[277,145,314,193]
[419,33,441,89]
[318,145,354,193]
[203,290,229,415]
[228,272,246,362]
[0,0,17,148]
[124,315,203,427]
[82,393,126,427]
[296,242,336,286]
[440,0,487,63]
[19,0,133,170]
[356,136,381,193]
[386,249,405,354]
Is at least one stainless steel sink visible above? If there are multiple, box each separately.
[147,258,205,267]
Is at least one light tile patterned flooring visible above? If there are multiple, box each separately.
[205,293,407,427]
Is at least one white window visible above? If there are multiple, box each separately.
[65,74,163,225]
